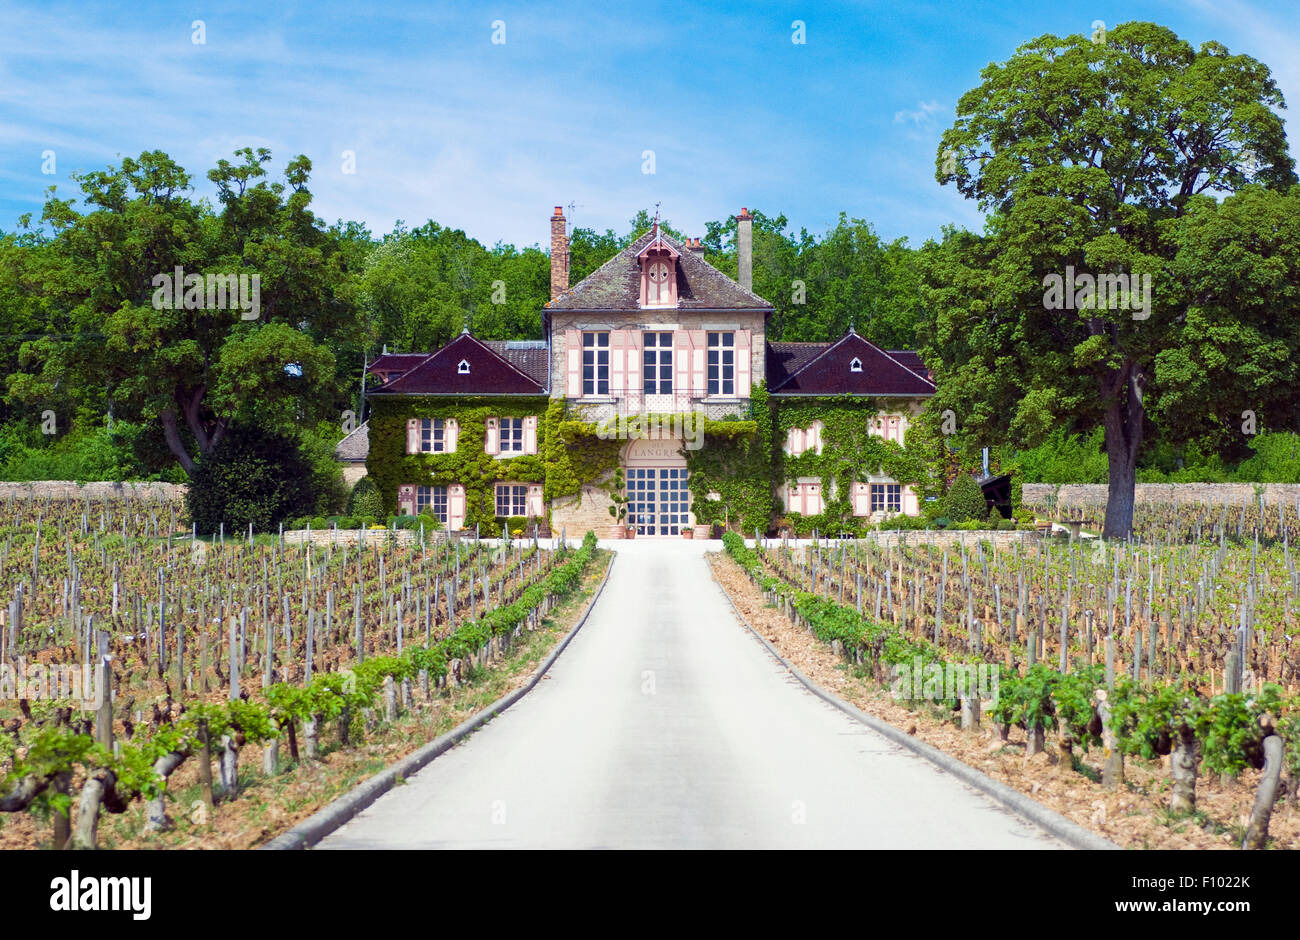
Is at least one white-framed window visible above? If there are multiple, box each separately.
[419,418,446,453]
[457,359,470,374]
[849,357,862,372]
[707,331,735,396]
[643,331,673,394]
[870,483,902,514]
[495,483,528,517]
[583,331,610,396]
[498,417,524,453]
[416,485,448,523]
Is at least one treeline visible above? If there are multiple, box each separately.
[0,149,923,485]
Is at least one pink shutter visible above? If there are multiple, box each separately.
[814,421,824,454]
[808,481,822,515]
[523,415,538,455]
[735,329,751,397]
[675,331,691,399]
[610,330,625,399]
[398,484,416,516]
[526,484,544,518]
[854,483,869,517]
[448,484,466,531]
[690,330,706,396]
[626,330,642,396]
[445,418,459,453]
[566,330,581,397]
[903,486,919,517]
[406,418,419,454]
[788,483,799,514]
[484,417,499,455]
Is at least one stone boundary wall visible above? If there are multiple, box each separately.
[1022,483,1300,512]
[0,481,186,501]
[760,529,1039,550]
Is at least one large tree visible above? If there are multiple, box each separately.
[7,148,361,474]
[927,21,1297,537]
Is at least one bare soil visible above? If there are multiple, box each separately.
[708,551,1299,851]
[0,551,611,850]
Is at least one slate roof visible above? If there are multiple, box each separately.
[368,353,430,378]
[546,229,773,312]
[768,331,936,397]
[368,332,547,396]
[766,342,831,390]
[483,340,550,387]
[886,350,931,381]
[334,421,369,462]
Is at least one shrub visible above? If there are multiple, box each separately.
[943,473,988,523]
[186,425,319,534]
[347,477,384,519]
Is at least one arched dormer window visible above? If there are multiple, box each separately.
[458,359,471,374]
[849,357,862,373]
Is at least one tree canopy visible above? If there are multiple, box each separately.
[922,21,1299,537]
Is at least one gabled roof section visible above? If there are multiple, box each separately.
[334,421,369,462]
[769,332,936,397]
[369,332,547,396]
[546,229,773,311]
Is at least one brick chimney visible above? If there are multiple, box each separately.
[550,206,569,300]
[687,236,705,259]
[736,208,752,292]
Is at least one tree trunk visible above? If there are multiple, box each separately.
[1242,734,1283,850]
[219,735,238,798]
[304,716,320,760]
[72,770,117,850]
[144,751,186,832]
[1100,364,1145,540]
[1169,728,1199,815]
[159,409,196,475]
[262,739,279,776]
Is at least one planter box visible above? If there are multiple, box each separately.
[606,524,626,540]
[693,525,712,540]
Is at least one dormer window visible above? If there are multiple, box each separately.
[637,232,680,308]
[457,359,471,374]
[849,357,862,373]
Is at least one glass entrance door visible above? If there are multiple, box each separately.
[627,467,690,535]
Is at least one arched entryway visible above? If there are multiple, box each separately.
[622,437,691,536]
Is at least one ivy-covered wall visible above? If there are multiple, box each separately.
[771,395,933,534]
[367,385,942,536]
[367,395,549,528]
[684,383,773,535]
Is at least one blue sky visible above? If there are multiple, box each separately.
[1,0,1297,250]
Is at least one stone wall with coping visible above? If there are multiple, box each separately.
[1022,482,1300,512]
[0,481,186,501]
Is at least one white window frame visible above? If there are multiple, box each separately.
[419,418,446,453]
[643,331,673,394]
[498,417,524,454]
[582,331,610,396]
[707,331,735,397]
[870,483,902,514]
[416,485,448,523]
[495,483,528,517]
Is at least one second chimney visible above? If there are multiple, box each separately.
[736,208,753,292]
[550,206,569,300]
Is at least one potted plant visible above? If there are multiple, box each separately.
[682,526,694,539]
